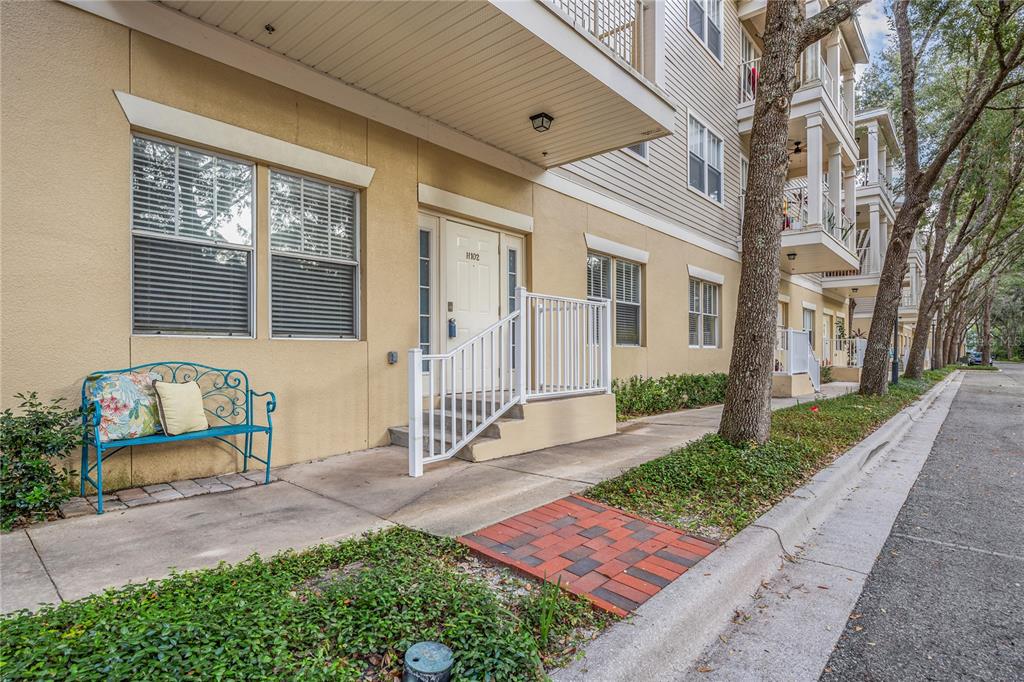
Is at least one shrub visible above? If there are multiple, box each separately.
[612,372,728,419]
[0,392,81,530]
[821,365,834,384]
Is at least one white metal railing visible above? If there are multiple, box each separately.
[834,338,867,367]
[823,242,876,278]
[781,187,809,231]
[775,328,821,390]
[840,93,851,127]
[551,0,644,70]
[856,159,870,187]
[822,335,833,366]
[820,56,835,105]
[738,57,760,104]
[901,290,916,308]
[407,288,610,476]
[522,291,612,399]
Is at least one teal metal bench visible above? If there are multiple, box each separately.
[81,362,276,514]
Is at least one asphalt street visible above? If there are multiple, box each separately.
[820,363,1024,681]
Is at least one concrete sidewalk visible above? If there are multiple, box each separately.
[1,383,855,614]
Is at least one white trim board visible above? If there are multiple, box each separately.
[585,234,649,264]
[66,0,753,268]
[687,264,725,285]
[802,302,818,310]
[418,184,533,233]
[115,91,375,188]
[778,294,792,303]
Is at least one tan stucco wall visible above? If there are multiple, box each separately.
[1,2,851,487]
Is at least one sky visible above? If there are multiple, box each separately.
[857,0,893,76]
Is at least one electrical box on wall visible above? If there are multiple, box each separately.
[387,351,398,365]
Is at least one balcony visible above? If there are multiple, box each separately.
[856,159,897,204]
[899,289,920,320]
[822,237,881,296]
[148,0,674,168]
[777,184,859,274]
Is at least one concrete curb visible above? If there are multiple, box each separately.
[553,371,961,682]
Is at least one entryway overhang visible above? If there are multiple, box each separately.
[72,0,675,169]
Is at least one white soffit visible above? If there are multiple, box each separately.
[585,234,649,264]
[418,184,533,233]
[115,91,375,188]
[686,264,725,285]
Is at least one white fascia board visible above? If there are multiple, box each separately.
[115,92,375,188]
[67,1,743,265]
[585,233,649,264]
[418,184,533,233]
[686,264,725,285]
[785,273,824,294]
[490,0,675,133]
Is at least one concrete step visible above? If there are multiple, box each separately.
[386,424,500,451]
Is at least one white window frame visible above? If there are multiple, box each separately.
[688,278,720,349]
[130,133,257,339]
[687,0,724,64]
[622,141,650,165]
[267,168,361,341]
[587,251,643,347]
[687,113,725,206]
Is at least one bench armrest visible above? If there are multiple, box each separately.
[250,390,277,428]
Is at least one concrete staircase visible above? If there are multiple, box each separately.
[389,393,617,463]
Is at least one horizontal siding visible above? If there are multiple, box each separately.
[558,0,747,249]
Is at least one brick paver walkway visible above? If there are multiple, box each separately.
[458,495,718,616]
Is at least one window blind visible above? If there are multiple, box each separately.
[269,169,360,338]
[689,278,720,348]
[688,280,701,346]
[130,135,254,336]
[587,253,611,300]
[615,260,641,346]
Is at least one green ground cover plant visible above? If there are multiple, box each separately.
[588,368,955,539]
[1,392,80,531]
[613,372,728,419]
[0,527,609,681]
[954,364,999,370]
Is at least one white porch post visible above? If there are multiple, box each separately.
[843,167,857,226]
[866,121,879,183]
[842,68,855,125]
[602,299,613,393]
[869,204,882,274]
[878,146,888,184]
[516,286,528,404]
[826,30,841,103]
[828,143,842,228]
[408,347,424,477]
[806,115,824,227]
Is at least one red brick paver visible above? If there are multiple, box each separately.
[458,495,719,616]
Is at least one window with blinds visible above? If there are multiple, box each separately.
[689,0,722,60]
[269,170,360,338]
[588,252,642,346]
[689,278,720,348]
[615,260,642,346]
[131,135,254,336]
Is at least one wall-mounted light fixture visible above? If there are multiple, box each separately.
[787,253,797,261]
[530,112,553,132]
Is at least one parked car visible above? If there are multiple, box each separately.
[967,351,993,366]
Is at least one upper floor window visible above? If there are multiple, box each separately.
[689,278,720,348]
[689,0,722,60]
[688,115,724,203]
[130,135,254,336]
[587,252,643,346]
[269,169,360,339]
[625,141,649,162]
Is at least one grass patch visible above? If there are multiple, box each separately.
[588,367,955,540]
[954,364,999,370]
[0,527,610,681]
[613,373,728,420]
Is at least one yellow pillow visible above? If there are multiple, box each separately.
[153,381,209,436]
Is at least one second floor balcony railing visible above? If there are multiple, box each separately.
[901,290,917,308]
[551,0,644,70]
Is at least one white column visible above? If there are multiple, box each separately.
[803,0,821,82]
[806,115,824,227]
[868,204,882,274]
[515,286,527,404]
[842,68,855,125]
[879,146,888,184]
[408,348,424,477]
[826,31,841,103]
[866,122,879,183]
[843,167,857,224]
[828,143,842,218]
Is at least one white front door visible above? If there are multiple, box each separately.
[444,220,500,351]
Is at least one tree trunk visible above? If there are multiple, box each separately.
[718,1,803,444]
[858,205,925,394]
[904,273,940,378]
[981,290,993,364]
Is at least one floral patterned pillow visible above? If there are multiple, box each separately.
[86,371,163,442]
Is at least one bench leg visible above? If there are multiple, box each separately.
[95,448,104,515]
[264,429,273,485]
[242,432,252,473]
[80,443,88,497]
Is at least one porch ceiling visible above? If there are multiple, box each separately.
[157,0,674,168]
[780,228,859,275]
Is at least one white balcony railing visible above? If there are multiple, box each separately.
[901,290,917,308]
[823,242,877,278]
[738,57,760,105]
[551,0,644,70]
[834,338,867,367]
